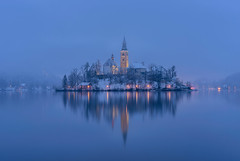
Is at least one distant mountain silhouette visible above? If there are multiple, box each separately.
[222,72,240,86]
[193,72,240,88]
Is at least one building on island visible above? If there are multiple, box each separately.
[120,37,129,74]
[128,62,147,76]
[77,82,92,90]
[103,54,118,75]
[102,37,133,76]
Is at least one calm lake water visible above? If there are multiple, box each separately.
[0,91,240,161]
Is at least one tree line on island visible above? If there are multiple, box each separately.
[62,61,192,91]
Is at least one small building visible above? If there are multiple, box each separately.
[103,54,118,75]
[78,82,92,90]
[128,62,147,76]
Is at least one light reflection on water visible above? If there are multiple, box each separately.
[61,91,191,144]
[0,91,240,161]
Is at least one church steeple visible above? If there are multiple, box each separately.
[111,53,114,60]
[122,36,127,50]
[120,36,129,74]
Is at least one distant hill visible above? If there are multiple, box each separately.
[222,72,240,86]
[193,72,240,89]
[0,72,61,88]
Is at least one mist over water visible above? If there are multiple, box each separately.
[1,0,240,81]
[1,0,240,160]
[0,91,240,161]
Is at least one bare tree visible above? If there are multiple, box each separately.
[68,68,79,88]
[95,60,101,75]
[148,64,163,89]
[83,62,90,82]
[127,67,137,87]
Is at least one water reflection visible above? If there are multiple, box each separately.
[61,91,191,143]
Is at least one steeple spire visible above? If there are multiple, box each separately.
[122,36,127,50]
[111,53,114,60]
[120,36,129,74]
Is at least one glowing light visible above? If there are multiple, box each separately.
[87,85,90,88]
[166,84,171,89]
[147,91,150,103]
[167,92,171,101]
[136,92,138,103]
[106,92,109,102]
[106,85,109,88]
[127,92,130,102]
[218,87,221,91]
[147,84,150,88]
[87,92,90,102]
[190,87,195,90]
[136,85,139,88]
[73,92,75,100]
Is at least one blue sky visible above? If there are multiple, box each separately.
[0,0,240,81]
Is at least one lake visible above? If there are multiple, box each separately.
[0,91,240,161]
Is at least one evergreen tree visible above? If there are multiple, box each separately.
[62,75,68,89]
[95,60,101,75]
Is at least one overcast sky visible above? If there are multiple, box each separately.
[0,0,240,81]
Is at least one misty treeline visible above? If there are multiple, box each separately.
[0,73,60,89]
[63,61,101,88]
[0,78,57,89]
[0,79,8,88]
[62,61,182,89]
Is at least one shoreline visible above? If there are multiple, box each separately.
[55,88,196,92]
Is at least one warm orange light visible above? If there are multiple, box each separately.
[147,84,150,88]
[106,85,109,88]
[218,87,221,91]
[87,85,90,88]
[136,85,138,88]
[166,85,171,89]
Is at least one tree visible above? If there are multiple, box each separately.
[89,63,97,77]
[62,75,68,89]
[170,66,177,79]
[83,62,90,81]
[186,81,191,87]
[95,60,101,75]
[68,68,79,88]
[127,67,137,87]
[148,64,163,89]
[113,74,125,85]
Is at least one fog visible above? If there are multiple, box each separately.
[0,0,240,82]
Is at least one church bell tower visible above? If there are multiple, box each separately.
[120,37,129,74]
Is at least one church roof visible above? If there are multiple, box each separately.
[103,58,118,67]
[130,62,146,69]
[122,37,127,50]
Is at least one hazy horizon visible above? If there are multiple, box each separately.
[1,0,240,81]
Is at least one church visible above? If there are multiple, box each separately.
[103,37,129,75]
[120,37,129,74]
[103,54,118,75]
